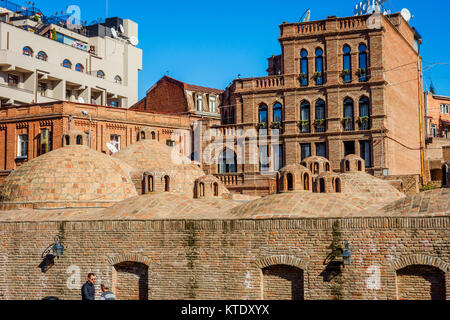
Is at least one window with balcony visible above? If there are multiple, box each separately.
[300,49,309,87]
[75,63,84,72]
[343,98,355,131]
[300,101,311,133]
[196,94,203,112]
[114,75,122,85]
[315,48,324,85]
[272,102,283,131]
[37,51,48,61]
[110,135,121,151]
[62,59,72,69]
[359,96,371,130]
[17,134,28,159]
[8,74,19,87]
[301,143,311,161]
[343,45,352,83]
[314,99,326,133]
[23,46,33,57]
[97,70,105,79]
[209,96,216,113]
[358,44,368,82]
[258,104,268,130]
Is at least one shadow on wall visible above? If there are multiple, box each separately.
[38,254,55,273]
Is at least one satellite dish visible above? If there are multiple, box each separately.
[129,36,139,46]
[111,27,118,38]
[401,8,411,22]
[119,24,124,33]
[78,97,85,103]
[299,8,311,22]
[106,142,118,154]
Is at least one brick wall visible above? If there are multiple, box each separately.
[0,217,448,300]
[262,265,304,300]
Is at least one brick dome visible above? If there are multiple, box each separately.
[113,140,211,196]
[229,192,367,218]
[340,172,405,206]
[97,192,240,220]
[0,146,137,210]
[301,156,332,174]
[375,188,450,217]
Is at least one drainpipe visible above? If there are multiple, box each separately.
[416,32,425,185]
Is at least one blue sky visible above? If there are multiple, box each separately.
[23,0,450,99]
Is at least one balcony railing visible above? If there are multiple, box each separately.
[215,173,244,186]
[358,117,371,130]
[236,75,284,91]
[343,118,354,131]
[313,119,326,133]
[299,121,311,134]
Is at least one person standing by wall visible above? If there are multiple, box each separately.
[81,273,96,300]
[99,282,116,300]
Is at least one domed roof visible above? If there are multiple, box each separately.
[374,188,450,217]
[0,146,137,209]
[340,172,405,206]
[229,191,367,218]
[279,164,311,174]
[112,139,191,172]
[343,154,364,161]
[303,156,330,164]
[97,192,241,220]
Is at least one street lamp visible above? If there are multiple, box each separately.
[82,110,92,148]
[342,241,352,267]
[41,235,65,259]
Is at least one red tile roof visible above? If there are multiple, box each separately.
[163,76,223,95]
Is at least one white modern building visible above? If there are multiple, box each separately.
[0,3,142,108]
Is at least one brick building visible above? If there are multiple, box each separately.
[424,92,450,183]
[208,12,424,196]
[131,76,222,122]
[0,101,193,183]
[0,140,448,300]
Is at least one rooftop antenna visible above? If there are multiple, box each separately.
[299,8,311,23]
[106,0,108,19]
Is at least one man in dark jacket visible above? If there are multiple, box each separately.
[81,273,96,300]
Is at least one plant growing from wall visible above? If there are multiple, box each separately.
[298,120,310,129]
[358,116,370,124]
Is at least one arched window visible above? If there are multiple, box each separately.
[214,182,219,196]
[326,163,330,172]
[114,75,122,84]
[218,149,237,173]
[300,49,309,86]
[148,175,154,193]
[300,101,311,133]
[97,70,105,79]
[359,96,370,130]
[315,99,326,133]
[273,102,282,125]
[335,178,342,193]
[319,178,325,193]
[287,173,294,191]
[164,176,170,192]
[443,164,448,187]
[343,45,352,83]
[304,173,310,191]
[314,163,319,175]
[62,59,72,69]
[151,132,156,140]
[23,46,33,57]
[140,132,146,140]
[358,161,363,171]
[315,48,324,85]
[76,135,83,145]
[258,104,268,128]
[199,183,205,197]
[75,63,84,72]
[358,44,368,82]
[343,98,354,131]
[64,135,70,146]
[37,51,47,61]
[345,160,350,171]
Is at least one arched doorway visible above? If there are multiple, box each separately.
[262,265,304,300]
[114,262,149,300]
[396,265,446,300]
